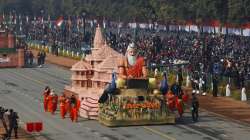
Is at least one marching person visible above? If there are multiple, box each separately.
[191,92,199,122]
[59,93,67,119]
[166,91,175,111]
[47,90,55,114]
[7,109,19,139]
[70,95,76,122]
[76,98,81,120]
[72,97,81,122]
[43,86,50,112]
[65,97,71,117]
[170,80,184,117]
[52,93,58,114]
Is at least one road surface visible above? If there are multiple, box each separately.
[0,64,250,140]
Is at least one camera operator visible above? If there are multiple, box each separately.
[0,106,8,134]
[7,109,19,139]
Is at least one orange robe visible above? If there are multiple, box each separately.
[175,97,183,117]
[125,57,145,78]
[65,99,71,116]
[71,99,81,122]
[47,95,54,113]
[43,92,49,112]
[70,108,76,122]
[52,95,58,114]
[166,92,175,111]
[75,99,81,120]
[59,96,66,119]
[182,93,189,103]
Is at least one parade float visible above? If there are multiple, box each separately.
[98,78,175,126]
[0,30,24,68]
[64,25,175,126]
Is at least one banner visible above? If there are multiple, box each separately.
[243,29,250,36]
[190,25,198,32]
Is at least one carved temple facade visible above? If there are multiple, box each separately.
[64,25,123,119]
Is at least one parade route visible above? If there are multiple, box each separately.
[1,64,250,140]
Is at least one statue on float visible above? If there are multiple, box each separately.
[118,42,147,79]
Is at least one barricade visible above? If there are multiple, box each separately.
[26,122,43,133]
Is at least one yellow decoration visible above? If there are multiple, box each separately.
[149,78,157,89]
[116,78,125,88]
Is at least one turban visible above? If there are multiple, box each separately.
[127,42,136,51]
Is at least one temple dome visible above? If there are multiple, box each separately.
[93,24,104,49]
[85,41,120,62]
[96,55,122,72]
[71,60,92,71]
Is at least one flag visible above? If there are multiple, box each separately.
[56,16,63,27]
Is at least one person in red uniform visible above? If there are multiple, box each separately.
[47,90,55,114]
[118,43,147,79]
[166,91,175,111]
[182,90,189,103]
[59,94,67,119]
[43,86,50,112]
[175,96,184,118]
[52,93,58,114]
[74,98,81,122]
[70,95,81,122]
[65,97,71,117]
[69,95,76,122]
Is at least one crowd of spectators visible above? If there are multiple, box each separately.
[1,16,250,88]
[107,30,249,79]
